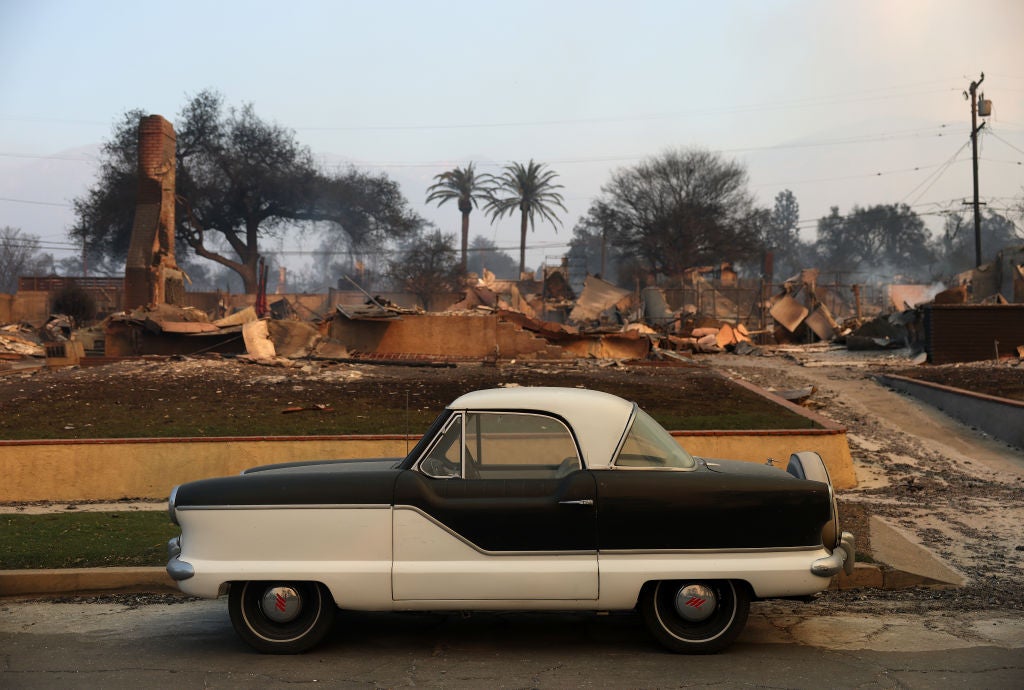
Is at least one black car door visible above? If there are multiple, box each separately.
[392,410,599,600]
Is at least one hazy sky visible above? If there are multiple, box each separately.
[1,0,1022,276]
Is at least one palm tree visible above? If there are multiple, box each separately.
[484,160,567,277]
[425,163,493,272]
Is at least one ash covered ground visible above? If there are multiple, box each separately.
[711,352,1024,619]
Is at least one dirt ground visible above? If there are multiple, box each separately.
[3,348,1023,622]
[0,356,815,440]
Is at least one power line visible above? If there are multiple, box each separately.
[0,152,96,162]
[2,122,963,172]
[0,196,74,208]
[331,126,961,170]
[900,140,972,206]
[753,158,965,188]
[0,116,109,126]
[1,240,82,251]
[987,131,1024,157]
[292,85,960,132]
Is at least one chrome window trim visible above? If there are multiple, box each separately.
[608,403,637,466]
[413,412,465,479]
[466,410,583,472]
[174,504,391,511]
[416,410,584,478]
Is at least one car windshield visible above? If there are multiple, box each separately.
[613,408,696,469]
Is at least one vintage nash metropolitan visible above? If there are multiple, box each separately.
[167,387,854,654]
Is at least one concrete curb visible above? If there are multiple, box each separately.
[1,563,949,598]
[0,567,178,597]
[829,563,956,591]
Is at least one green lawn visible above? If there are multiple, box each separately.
[0,511,179,570]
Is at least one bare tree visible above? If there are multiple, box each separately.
[72,90,421,293]
[815,204,936,282]
[385,231,462,310]
[579,148,761,279]
[0,227,53,293]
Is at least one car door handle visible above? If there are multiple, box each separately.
[558,499,594,506]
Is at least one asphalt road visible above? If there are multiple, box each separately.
[1,599,1021,688]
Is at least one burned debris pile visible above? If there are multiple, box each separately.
[4,246,1024,371]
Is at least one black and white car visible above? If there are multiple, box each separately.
[167,387,854,654]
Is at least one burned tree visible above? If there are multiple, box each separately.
[72,90,421,294]
[0,227,52,294]
[815,204,936,281]
[385,230,462,310]
[581,148,761,280]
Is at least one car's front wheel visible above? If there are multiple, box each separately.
[641,579,749,654]
[228,581,336,654]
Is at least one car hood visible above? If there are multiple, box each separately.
[242,457,405,475]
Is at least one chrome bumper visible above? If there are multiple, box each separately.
[811,531,856,577]
[166,536,194,581]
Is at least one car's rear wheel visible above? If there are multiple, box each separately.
[641,579,749,654]
[228,581,336,654]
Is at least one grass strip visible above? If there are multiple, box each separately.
[0,511,179,570]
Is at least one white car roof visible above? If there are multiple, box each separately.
[447,387,636,469]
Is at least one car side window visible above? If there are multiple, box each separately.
[465,412,580,480]
[419,414,463,478]
[613,408,696,470]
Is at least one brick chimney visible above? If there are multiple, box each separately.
[124,115,183,311]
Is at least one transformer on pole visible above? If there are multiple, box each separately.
[964,73,990,268]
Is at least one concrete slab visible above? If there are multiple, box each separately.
[869,515,967,586]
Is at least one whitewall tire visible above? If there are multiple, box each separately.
[641,579,750,654]
[228,581,336,654]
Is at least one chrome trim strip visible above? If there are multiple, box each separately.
[600,545,823,555]
[607,465,698,472]
[175,503,391,511]
[166,558,194,581]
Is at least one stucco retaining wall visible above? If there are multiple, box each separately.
[0,428,854,503]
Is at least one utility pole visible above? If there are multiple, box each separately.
[599,228,607,278]
[965,72,987,267]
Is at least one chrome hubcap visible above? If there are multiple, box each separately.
[673,583,717,622]
[260,586,302,623]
